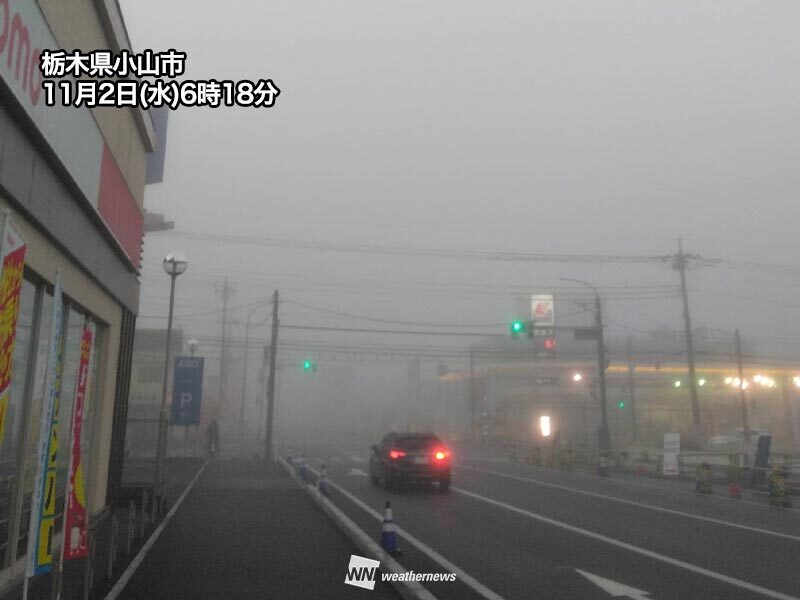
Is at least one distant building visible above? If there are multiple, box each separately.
[126,329,184,457]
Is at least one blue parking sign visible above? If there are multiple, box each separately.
[170,356,204,426]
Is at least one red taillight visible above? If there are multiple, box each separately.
[389,449,406,460]
[434,448,449,461]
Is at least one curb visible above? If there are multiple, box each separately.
[278,457,437,600]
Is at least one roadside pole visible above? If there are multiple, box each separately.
[734,329,751,445]
[626,337,637,443]
[265,290,279,461]
[674,241,701,437]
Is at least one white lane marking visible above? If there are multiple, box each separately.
[349,455,367,464]
[305,464,505,600]
[330,456,346,465]
[467,457,799,513]
[461,465,800,542]
[279,458,437,600]
[349,468,368,477]
[453,486,800,600]
[103,460,209,600]
[576,570,650,599]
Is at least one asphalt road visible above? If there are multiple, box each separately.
[291,440,800,600]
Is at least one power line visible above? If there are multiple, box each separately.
[168,231,670,264]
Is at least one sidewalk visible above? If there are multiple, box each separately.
[111,458,399,600]
[0,458,204,600]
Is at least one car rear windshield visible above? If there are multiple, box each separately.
[396,435,440,450]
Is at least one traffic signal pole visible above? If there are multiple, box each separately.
[265,290,279,461]
[561,277,610,451]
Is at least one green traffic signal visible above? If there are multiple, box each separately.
[302,358,317,372]
[511,320,525,337]
[617,400,625,409]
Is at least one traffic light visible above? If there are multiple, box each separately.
[543,338,556,351]
[510,320,526,338]
[617,400,625,409]
[302,358,317,372]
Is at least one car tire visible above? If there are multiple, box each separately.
[438,478,450,493]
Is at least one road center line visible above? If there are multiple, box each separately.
[452,486,800,600]
[306,463,505,600]
[460,465,800,542]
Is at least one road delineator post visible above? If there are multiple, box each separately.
[380,500,402,556]
[695,462,713,494]
[768,464,791,508]
[299,454,309,482]
[317,464,331,497]
[596,451,609,477]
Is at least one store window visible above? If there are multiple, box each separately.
[1,279,37,463]
[0,278,38,564]
[12,290,105,559]
[54,308,84,502]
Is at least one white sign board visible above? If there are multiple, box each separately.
[531,294,555,327]
[662,432,680,477]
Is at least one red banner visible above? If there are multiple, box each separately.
[63,322,94,560]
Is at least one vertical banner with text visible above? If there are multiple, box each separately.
[0,213,27,447]
[26,276,64,577]
[63,320,94,560]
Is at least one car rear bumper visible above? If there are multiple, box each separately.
[387,464,451,481]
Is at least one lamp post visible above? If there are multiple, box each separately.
[561,277,610,451]
[241,301,270,435]
[187,338,199,357]
[154,252,188,505]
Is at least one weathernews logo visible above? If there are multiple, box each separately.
[344,555,457,590]
[345,555,380,590]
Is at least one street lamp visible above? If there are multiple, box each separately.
[154,252,188,505]
[241,301,271,434]
[560,277,611,452]
[187,338,199,357]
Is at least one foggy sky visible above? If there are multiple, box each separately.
[119,0,800,364]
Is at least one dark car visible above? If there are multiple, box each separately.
[369,433,451,492]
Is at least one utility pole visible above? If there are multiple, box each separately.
[241,301,269,435]
[595,294,610,450]
[265,289,279,461]
[626,336,637,442]
[215,278,233,419]
[257,344,268,439]
[673,240,701,432]
[561,277,609,451]
[469,348,476,440]
[734,329,750,445]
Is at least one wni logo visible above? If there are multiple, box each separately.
[345,555,380,590]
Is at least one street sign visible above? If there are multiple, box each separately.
[573,326,600,340]
[531,295,554,327]
[662,433,680,477]
[170,356,204,426]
